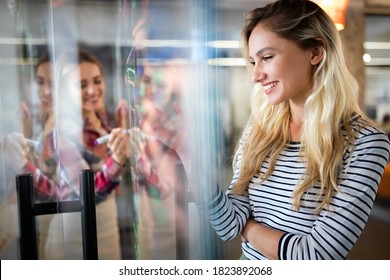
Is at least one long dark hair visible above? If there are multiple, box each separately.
[54,49,105,137]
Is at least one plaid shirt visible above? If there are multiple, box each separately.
[23,113,126,203]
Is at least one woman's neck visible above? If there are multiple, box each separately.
[84,110,101,130]
[289,102,305,142]
[289,121,302,142]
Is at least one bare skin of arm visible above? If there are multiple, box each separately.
[241,218,286,260]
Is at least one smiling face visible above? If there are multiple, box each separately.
[35,61,53,114]
[67,61,105,114]
[248,23,317,107]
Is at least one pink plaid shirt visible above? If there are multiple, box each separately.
[23,113,126,203]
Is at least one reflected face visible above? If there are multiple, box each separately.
[35,62,53,113]
[140,66,167,110]
[139,65,183,146]
[248,24,314,106]
[141,96,163,133]
[67,62,105,113]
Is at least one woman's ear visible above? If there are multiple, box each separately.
[310,38,325,66]
[310,46,324,66]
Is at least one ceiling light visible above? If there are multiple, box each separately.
[315,0,350,31]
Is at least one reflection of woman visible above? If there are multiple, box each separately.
[20,54,54,141]
[0,54,55,258]
[20,53,57,178]
[175,0,390,260]
[41,49,130,259]
[21,53,55,259]
[134,64,187,259]
[7,49,130,259]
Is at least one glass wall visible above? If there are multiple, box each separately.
[2,0,390,262]
[0,0,259,260]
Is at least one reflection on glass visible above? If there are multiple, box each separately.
[132,61,190,259]
[40,49,130,259]
[0,0,238,260]
[26,53,55,260]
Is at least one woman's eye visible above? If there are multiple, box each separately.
[249,61,255,66]
[94,79,102,85]
[35,78,44,86]
[263,55,273,62]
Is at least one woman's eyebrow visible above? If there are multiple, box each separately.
[249,46,277,60]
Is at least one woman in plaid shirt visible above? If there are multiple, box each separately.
[7,49,130,259]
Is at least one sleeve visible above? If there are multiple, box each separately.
[58,138,126,203]
[207,135,252,241]
[23,161,60,202]
[278,129,390,260]
[93,156,126,202]
[25,135,126,203]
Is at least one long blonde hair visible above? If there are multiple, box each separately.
[232,0,372,211]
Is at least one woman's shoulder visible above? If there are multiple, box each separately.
[349,114,390,152]
[349,114,386,135]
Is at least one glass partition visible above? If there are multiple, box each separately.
[1,0,58,260]
[2,0,389,262]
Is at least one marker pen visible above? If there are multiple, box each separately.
[94,132,121,145]
[26,138,40,148]
[94,128,156,145]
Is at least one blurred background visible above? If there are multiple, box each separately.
[0,0,389,260]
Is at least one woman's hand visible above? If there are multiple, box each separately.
[241,218,285,260]
[3,132,30,172]
[20,102,33,139]
[107,128,130,166]
[114,99,130,130]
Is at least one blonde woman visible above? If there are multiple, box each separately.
[7,50,130,259]
[41,49,130,259]
[24,53,56,259]
[206,0,390,260]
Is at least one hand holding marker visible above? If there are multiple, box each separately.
[26,138,40,148]
[94,127,155,145]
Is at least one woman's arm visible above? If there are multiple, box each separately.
[242,128,390,260]
[207,137,252,241]
[241,219,285,260]
[207,187,251,241]
[30,129,128,202]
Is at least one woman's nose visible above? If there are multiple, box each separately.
[251,64,266,83]
[85,84,95,95]
[41,83,52,96]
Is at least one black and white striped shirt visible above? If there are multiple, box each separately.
[208,116,390,259]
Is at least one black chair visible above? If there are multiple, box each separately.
[16,169,98,260]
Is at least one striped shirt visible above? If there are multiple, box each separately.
[208,116,390,259]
